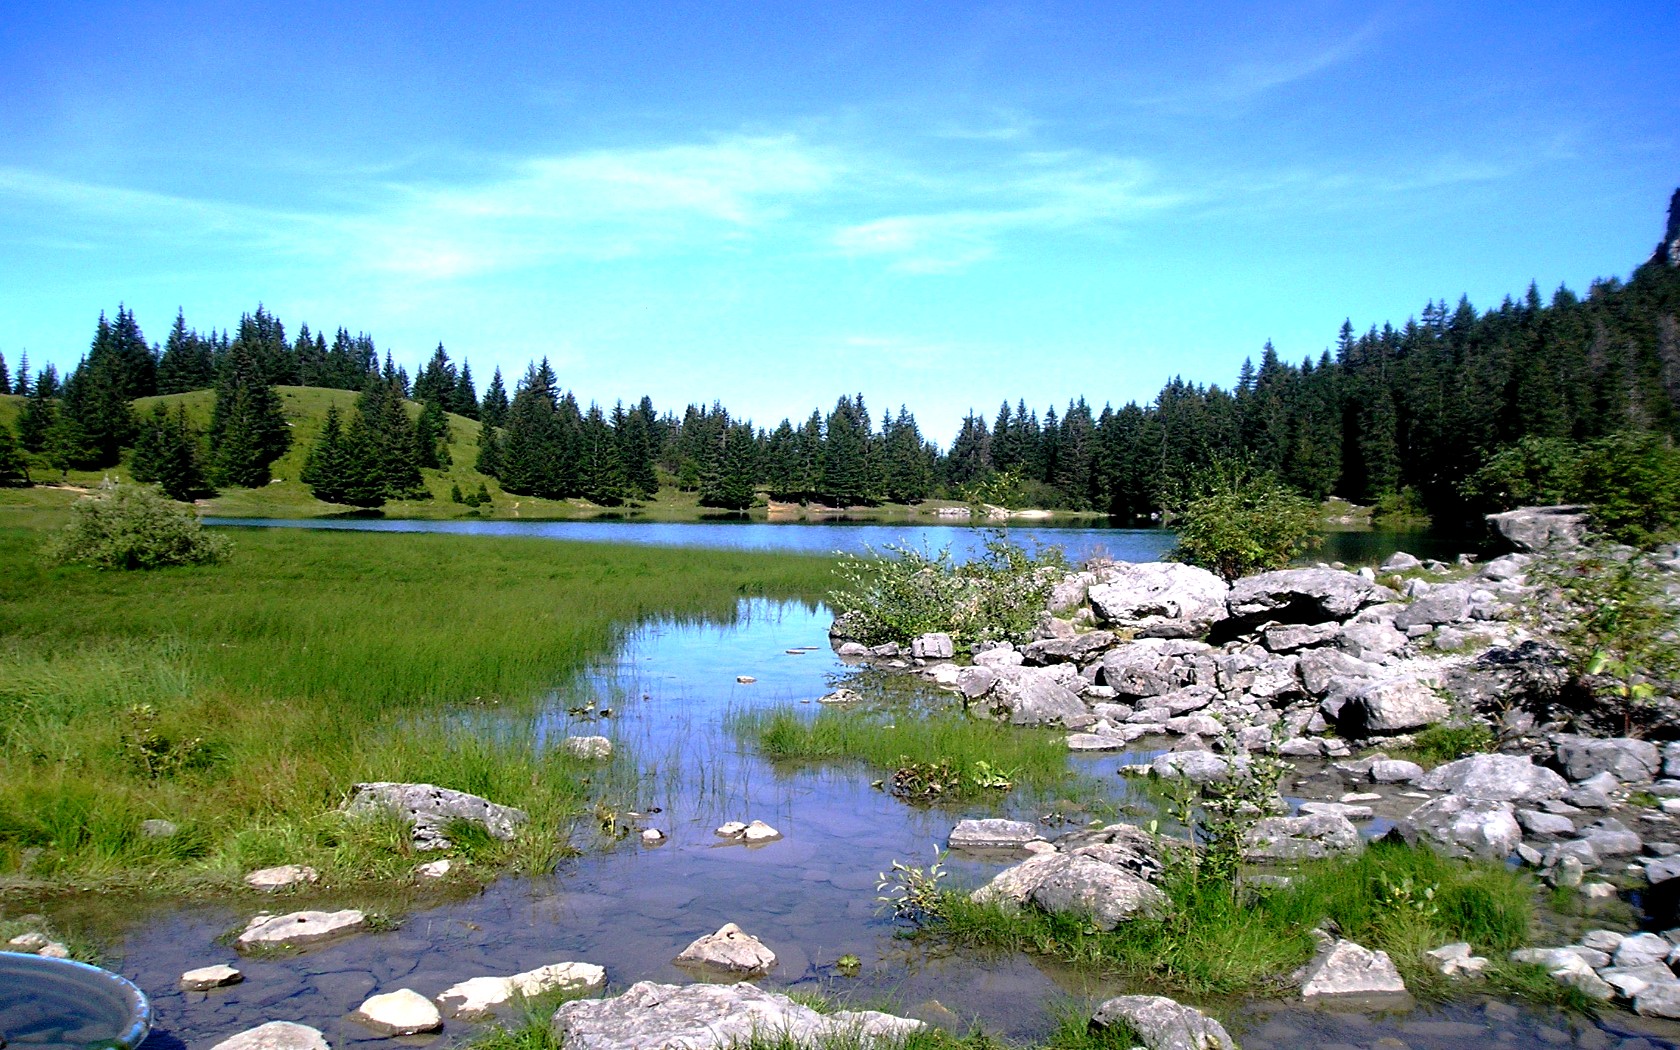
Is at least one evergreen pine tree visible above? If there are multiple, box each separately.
[579,403,626,505]
[18,382,55,452]
[0,418,28,486]
[0,351,9,395]
[454,362,479,419]
[415,398,451,469]
[13,352,29,396]
[209,339,291,487]
[130,404,210,501]
[700,420,757,509]
[819,396,868,505]
[480,367,510,429]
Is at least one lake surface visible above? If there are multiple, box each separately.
[206,515,1478,566]
[47,598,1678,1050]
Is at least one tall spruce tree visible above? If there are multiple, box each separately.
[130,404,210,501]
[208,339,290,487]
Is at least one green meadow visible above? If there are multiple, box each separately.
[0,501,836,892]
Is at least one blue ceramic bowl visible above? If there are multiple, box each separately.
[0,951,151,1050]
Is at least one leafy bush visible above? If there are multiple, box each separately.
[1464,433,1680,545]
[1168,459,1321,581]
[1528,540,1679,735]
[46,482,230,570]
[829,531,1066,648]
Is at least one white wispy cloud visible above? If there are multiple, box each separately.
[832,153,1188,273]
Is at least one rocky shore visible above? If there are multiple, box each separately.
[830,505,1680,1018]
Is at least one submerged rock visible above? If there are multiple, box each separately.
[342,781,527,851]
[563,736,614,760]
[673,922,776,977]
[1089,995,1235,1050]
[552,981,922,1050]
[236,909,369,951]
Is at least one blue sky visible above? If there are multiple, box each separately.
[2,2,1676,442]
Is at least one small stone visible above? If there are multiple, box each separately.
[416,859,452,879]
[1370,759,1425,784]
[6,932,49,952]
[36,942,71,959]
[181,964,244,991]
[640,828,665,844]
[715,821,748,838]
[1089,995,1236,1050]
[437,962,606,1019]
[354,988,443,1036]
[735,675,757,684]
[140,819,179,839]
[1580,881,1619,899]
[1581,929,1626,952]
[208,1021,330,1050]
[1615,932,1672,968]
[244,864,320,891]
[742,820,782,844]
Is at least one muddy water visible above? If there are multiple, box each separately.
[38,600,1680,1050]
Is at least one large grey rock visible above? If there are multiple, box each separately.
[1370,759,1425,784]
[1442,642,1571,716]
[910,633,954,660]
[438,963,608,1019]
[552,981,922,1050]
[1244,814,1361,861]
[1515,809,1575,837]
[988,668,1095,728]
[1089,995,1235,1050]
[209,1022,330,1050]
[236,909,369,950]
[1647,855,1680,885]
[1395,585,1472,630]
[1578,817,1643,857]
[1228,568,1397,625]
[1487,505,1590,552]
[1027,854,1169,930]
[1086,562,1230,638]
[955,666,998,699]
[354,989,443,1036]
[342,781,527,851]
[1417,754,1568,803]
[970,853,1066,907]
[673,922,776,977]
[1298,647,1385,696]
[948,819,1041,851]
[1396,796,1521,859]
[1335,677,1449,735]
[1150,750,1235,784]
[1262,623,1339,653]
[1553,735,1661,783]
[1300,939,1407,998]
[1335,621,1408,661]
[1023,631,1115,665]
[244,864,319,891]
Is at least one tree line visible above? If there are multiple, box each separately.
[3,220,1678,521]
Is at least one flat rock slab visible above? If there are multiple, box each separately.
[673,922,776,976]
[209,1022,330,1050]
[244,864,319,891]
[1417,753,1567,803]
[552,980,922,1050]
[438,962,608,1019]
[181,964,244,990]
[355,988,443,1035]
[236,909,369,951]
[1090,995,1235,1050]
[948,818,1041,851]
[1301,939,1407,999]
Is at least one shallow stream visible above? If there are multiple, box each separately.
[32,599,1680,1050]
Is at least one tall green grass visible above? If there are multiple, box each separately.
[729,705,1100,805]
[0,523,834,889]
[928,840,1549,1002]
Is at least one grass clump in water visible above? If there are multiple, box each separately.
[910,840,1550,1002]
[730,705,1086,804]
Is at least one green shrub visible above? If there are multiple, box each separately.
[1464,433,1680,545]
[46,482,230,570]
[1168,459,1321,582]
[1405,722,1497,766]
[829,531,1065,648]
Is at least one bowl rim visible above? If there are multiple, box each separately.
[0,950,153,1050]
